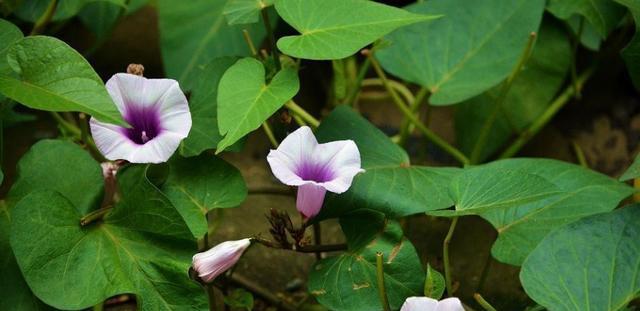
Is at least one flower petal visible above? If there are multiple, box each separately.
[436,298,464,311]
[267,126,318,186]
[314,140,364,193]
[401,297,439,311]
[90,118,184,163]
[296,183,327,218]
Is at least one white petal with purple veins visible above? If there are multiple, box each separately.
[90,73,192,163]
[266,126,364,218]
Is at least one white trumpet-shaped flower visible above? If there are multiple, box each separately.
[90,73,192,163]
[267,126,364,219]
[192,238,251,283]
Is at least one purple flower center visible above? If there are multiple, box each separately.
[121,105,162,145]
[296,161,335,183]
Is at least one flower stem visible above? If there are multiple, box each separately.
[30,0,57,35]
[572,140,589,167]
[80,205,113,226]
[469,32,537,164]
[242,29,258,57]
[398,87,429,146]
[375,252,391,311]
[262,121,278,148]
[261,9,280,70]
[443,217,458,296]
[285,101,320,128]
[361,78,415,106]
[499,67,594,159]
[473,293,497,311]
[345,57,372,107]
[364,50,470,165]
[313,223,322,260]
[92,301,104,311]
[570,17,585,99]
[253,237,346,253]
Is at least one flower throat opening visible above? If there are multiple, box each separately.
[122,106,162,145]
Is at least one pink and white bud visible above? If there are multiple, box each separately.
[192,238,251,283]
[401,297,464,311]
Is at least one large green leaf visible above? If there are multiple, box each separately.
[308,213,424,311]
[315,106,460,220]
[430,159,633,265]
[274,0,434,60]
[157,0,267,90]
[7,139,104,211]
[547,0,626,38]
[0,202,52,311]
[376,0,545,105]
[520,206,640,311]
[0,19,22,75]
[223,0,273,25]
[162,155,247,238]
[0,36,125,125]
[216,57,299,152]
[10,165,206,310]
[180,57,238,157]
[455,20,571,161]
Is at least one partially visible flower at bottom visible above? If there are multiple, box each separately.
[192,238,251,283]
[401,297,464,311]
[90,73,192,164]
[267,126,364,219]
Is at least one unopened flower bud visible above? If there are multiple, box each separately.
[192,238,251,283]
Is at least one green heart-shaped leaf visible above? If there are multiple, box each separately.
[162,154,247,238]
[430,158,633,265]
[521,206,640,310]
[376,0,545,105]
[308,212,424,311]
[275,0,435,60]
[547,0,626,38]
[10,165,206,310]
[0,36,126,125]
[216,57,299,152]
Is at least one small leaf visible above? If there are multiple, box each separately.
[376,0,546,105]
[224,288,254,310]
[620,154,640,181]
[216,57,299,152]
[0,19,23,75]
[547,0,626,38]
[180,57,238,157]
[10,165,206,310]
[423,264,445,300]
[275,0,435,60]
[315,106,460,220]
[223,0,274,25]
[309,214,424,311]
[162,154,247,238]
[0,36,126,125]
[520,206,640,311]
[157,0,268,90]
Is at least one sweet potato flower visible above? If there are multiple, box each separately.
[267,126,364,218]
[401,297,464,311]
[192,238,251,283]
[90,73,192,163]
